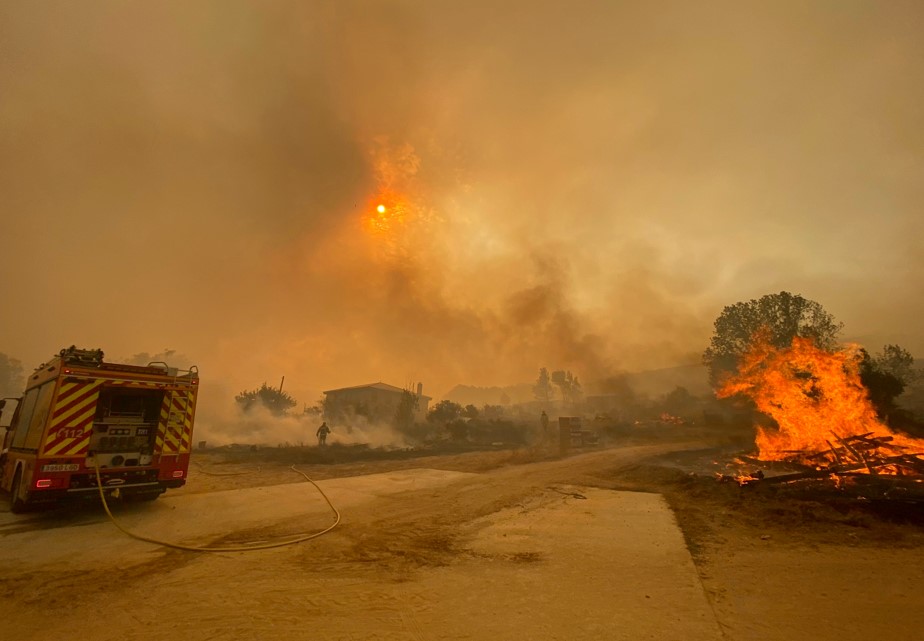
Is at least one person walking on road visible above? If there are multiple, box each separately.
[316,422,331,446]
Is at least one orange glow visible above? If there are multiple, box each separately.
[717,329,924,470]
[364,194,404,236]
[361,190,416,260]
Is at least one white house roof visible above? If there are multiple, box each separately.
[323,382,432,400]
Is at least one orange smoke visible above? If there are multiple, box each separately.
[363,191,407,235]
[360,140,434,261]
[718,329,924,463]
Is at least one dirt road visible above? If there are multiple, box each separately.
[2,438,924,640]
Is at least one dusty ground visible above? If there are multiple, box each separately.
[2,426,924,640]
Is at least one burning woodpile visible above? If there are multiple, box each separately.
[714,330,924,493]
[723,432,924,488]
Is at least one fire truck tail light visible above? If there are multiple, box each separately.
[35,477,67,489]
[172,470,184,478]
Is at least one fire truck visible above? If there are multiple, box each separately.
[0,346,199,513]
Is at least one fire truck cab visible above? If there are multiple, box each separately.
[0,346,199,513]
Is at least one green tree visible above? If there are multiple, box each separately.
[0,353,24,397]
[703,291,843,388]
[236,383,297,416]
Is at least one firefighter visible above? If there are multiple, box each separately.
[316,422,331,446]
[540,411,549,439]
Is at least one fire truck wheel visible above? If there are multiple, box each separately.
[10,468,27,514]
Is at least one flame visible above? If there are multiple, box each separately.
[717,329,924,467]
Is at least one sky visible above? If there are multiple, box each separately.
[2,0,923,419]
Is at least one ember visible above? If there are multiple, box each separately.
[716,329,924,486]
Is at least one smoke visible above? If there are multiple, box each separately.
[193,381,411,448]
[193,390,315,448]
[2,1,923,418]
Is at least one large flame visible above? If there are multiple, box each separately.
[717,329,924,465]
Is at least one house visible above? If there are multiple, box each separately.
[322,382,431,426]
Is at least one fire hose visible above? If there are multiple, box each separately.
[92,460,341,552]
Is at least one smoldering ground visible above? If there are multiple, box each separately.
[192,390,409,450]
[2,1,922,412]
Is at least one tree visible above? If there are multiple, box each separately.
[393,390,419,431]
[235,383,297,416]
[703,291,843,388]
[873,344,918,385]
[551,370,582,405]
[427,400,463,424]
[426,400,467,441]
[859,345,917,419]
[533,367,553,402]
[0,353,24,397]
[661,386,698,417]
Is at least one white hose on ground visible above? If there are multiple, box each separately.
[93,461,341,552]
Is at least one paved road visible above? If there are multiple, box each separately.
[0,446,723,641]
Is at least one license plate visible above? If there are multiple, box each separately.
[41,464,80,472]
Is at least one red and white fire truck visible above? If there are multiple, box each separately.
[0,346,199,513]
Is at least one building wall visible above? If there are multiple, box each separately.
[324,387,429,426]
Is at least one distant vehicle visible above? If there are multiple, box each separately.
[0,346,199,513]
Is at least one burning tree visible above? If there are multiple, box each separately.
[717,329,924,481]
[703,291,843,389]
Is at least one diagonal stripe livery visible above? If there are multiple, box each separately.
[41,379,197,457]
[2,346,200,512]
[157,390,197,454]
[42,380,103,457]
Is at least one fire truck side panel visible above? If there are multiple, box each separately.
[2,373,61,494]
[154,388,197,485]
[157,389,198,455]
[40,379,102,457]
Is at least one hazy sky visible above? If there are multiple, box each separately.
[2,0,922,408]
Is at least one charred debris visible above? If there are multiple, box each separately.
[718,432,924,502]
